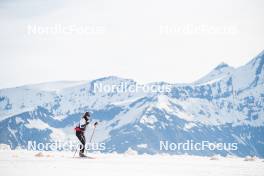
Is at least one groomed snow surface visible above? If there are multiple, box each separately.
[0,150,263,176]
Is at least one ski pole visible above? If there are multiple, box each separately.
[73,147,78,158]
[89,125,97,143]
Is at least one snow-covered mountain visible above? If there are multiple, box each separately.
[194,62,235,85]
[0,50,263,157]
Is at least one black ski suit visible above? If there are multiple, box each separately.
[75,117,89,154]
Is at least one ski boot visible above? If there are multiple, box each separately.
[79,152,87,157]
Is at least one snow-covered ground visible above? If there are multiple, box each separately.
[0,150,263,176]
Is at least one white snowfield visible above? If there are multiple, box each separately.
[0,150,263,176]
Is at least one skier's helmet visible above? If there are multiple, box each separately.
[83,112,90,121]
[84,112,90,117]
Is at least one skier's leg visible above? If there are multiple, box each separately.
[80,133,86,154]
[76,131,85,154]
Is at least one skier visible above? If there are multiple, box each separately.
[74,112,98,157]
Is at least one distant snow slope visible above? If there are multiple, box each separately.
[22,81,87,92]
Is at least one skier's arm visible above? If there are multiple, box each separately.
[79,118,90,130]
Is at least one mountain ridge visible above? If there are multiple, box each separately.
[0,50,263,156]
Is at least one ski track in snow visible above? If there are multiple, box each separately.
[0,151,263,176]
